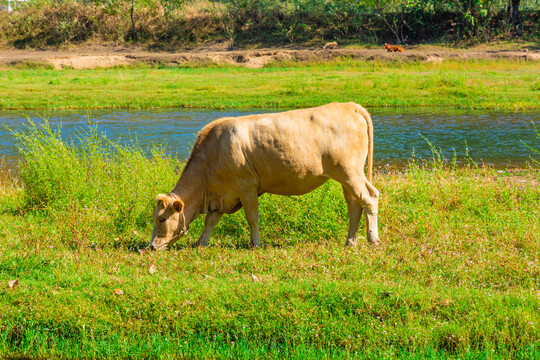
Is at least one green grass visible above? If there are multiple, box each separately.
[0,122,539,359]
[0,59,539,111]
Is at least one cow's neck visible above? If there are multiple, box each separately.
[170,159,206,225]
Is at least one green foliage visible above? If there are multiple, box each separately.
[0,0,538,47]
[12,120,179,247]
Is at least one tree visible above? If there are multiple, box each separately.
[126,0,184,41]
[368,0,410,44]
[129,0,138,41]
[508,0,520,29]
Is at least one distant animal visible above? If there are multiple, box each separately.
[323,41,339,49]
[384,43,404,52]
[148,102,380,250]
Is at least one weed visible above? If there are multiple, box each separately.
[521,121,540,167]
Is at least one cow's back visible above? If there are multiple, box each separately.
[193,102,371,196]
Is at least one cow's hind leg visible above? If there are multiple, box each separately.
[342,177,380,245]
[196,211,224,247]
[342,186,363,247]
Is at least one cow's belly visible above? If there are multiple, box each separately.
[259,174,330,196]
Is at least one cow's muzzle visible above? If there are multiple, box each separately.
[147,226,189,251]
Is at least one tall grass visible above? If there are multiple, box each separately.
[0,158,17,196]
[0,122,539,359]
[12,120,180,248]
[522,122,540,167]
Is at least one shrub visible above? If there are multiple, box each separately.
[0,0,538,47]
[13,120,180,246]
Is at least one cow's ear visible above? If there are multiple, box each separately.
[156,194,169,207]
[173,199,184,213]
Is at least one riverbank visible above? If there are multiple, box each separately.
[1,56,539,110]
[1,44,538,70]
[0,124,539,359]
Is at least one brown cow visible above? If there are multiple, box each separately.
[384,43,404,52]
[149,102,379,249]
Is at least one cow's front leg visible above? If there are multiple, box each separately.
[196,211,223,247]
[238,191,261,248]
[342,186,363,246]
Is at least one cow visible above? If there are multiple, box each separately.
[148,102,380,250]
[323,41,339,50]
[384,43,404,52]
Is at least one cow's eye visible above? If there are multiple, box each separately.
[159,217,166,223]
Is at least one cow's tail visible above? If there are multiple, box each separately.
[354,103,373,183]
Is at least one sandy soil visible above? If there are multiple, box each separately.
[0,43,538,69]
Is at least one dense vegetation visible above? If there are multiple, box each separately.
[0,121,539,358]
[0,0,538,48]
[1,59,539,110]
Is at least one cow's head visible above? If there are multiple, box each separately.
[148,193,188,250]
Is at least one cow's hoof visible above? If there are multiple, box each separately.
[250,240,261,248]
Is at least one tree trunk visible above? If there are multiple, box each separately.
[130,0,138,41]
[508,0,521,29]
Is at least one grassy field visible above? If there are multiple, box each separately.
[1,59,539,111]
[0,122,539,358]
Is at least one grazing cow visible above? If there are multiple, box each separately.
[384,43,404,52]
[149,102,379,249]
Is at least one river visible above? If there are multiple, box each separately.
[1,107,538,169]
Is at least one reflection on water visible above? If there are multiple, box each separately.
[0,107,539,168]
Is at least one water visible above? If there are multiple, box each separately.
[0,108,538,169]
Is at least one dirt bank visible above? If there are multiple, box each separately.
[0,44,538,69]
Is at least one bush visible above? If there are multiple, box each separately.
[0,0,538,47]
[13,120,180,247]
